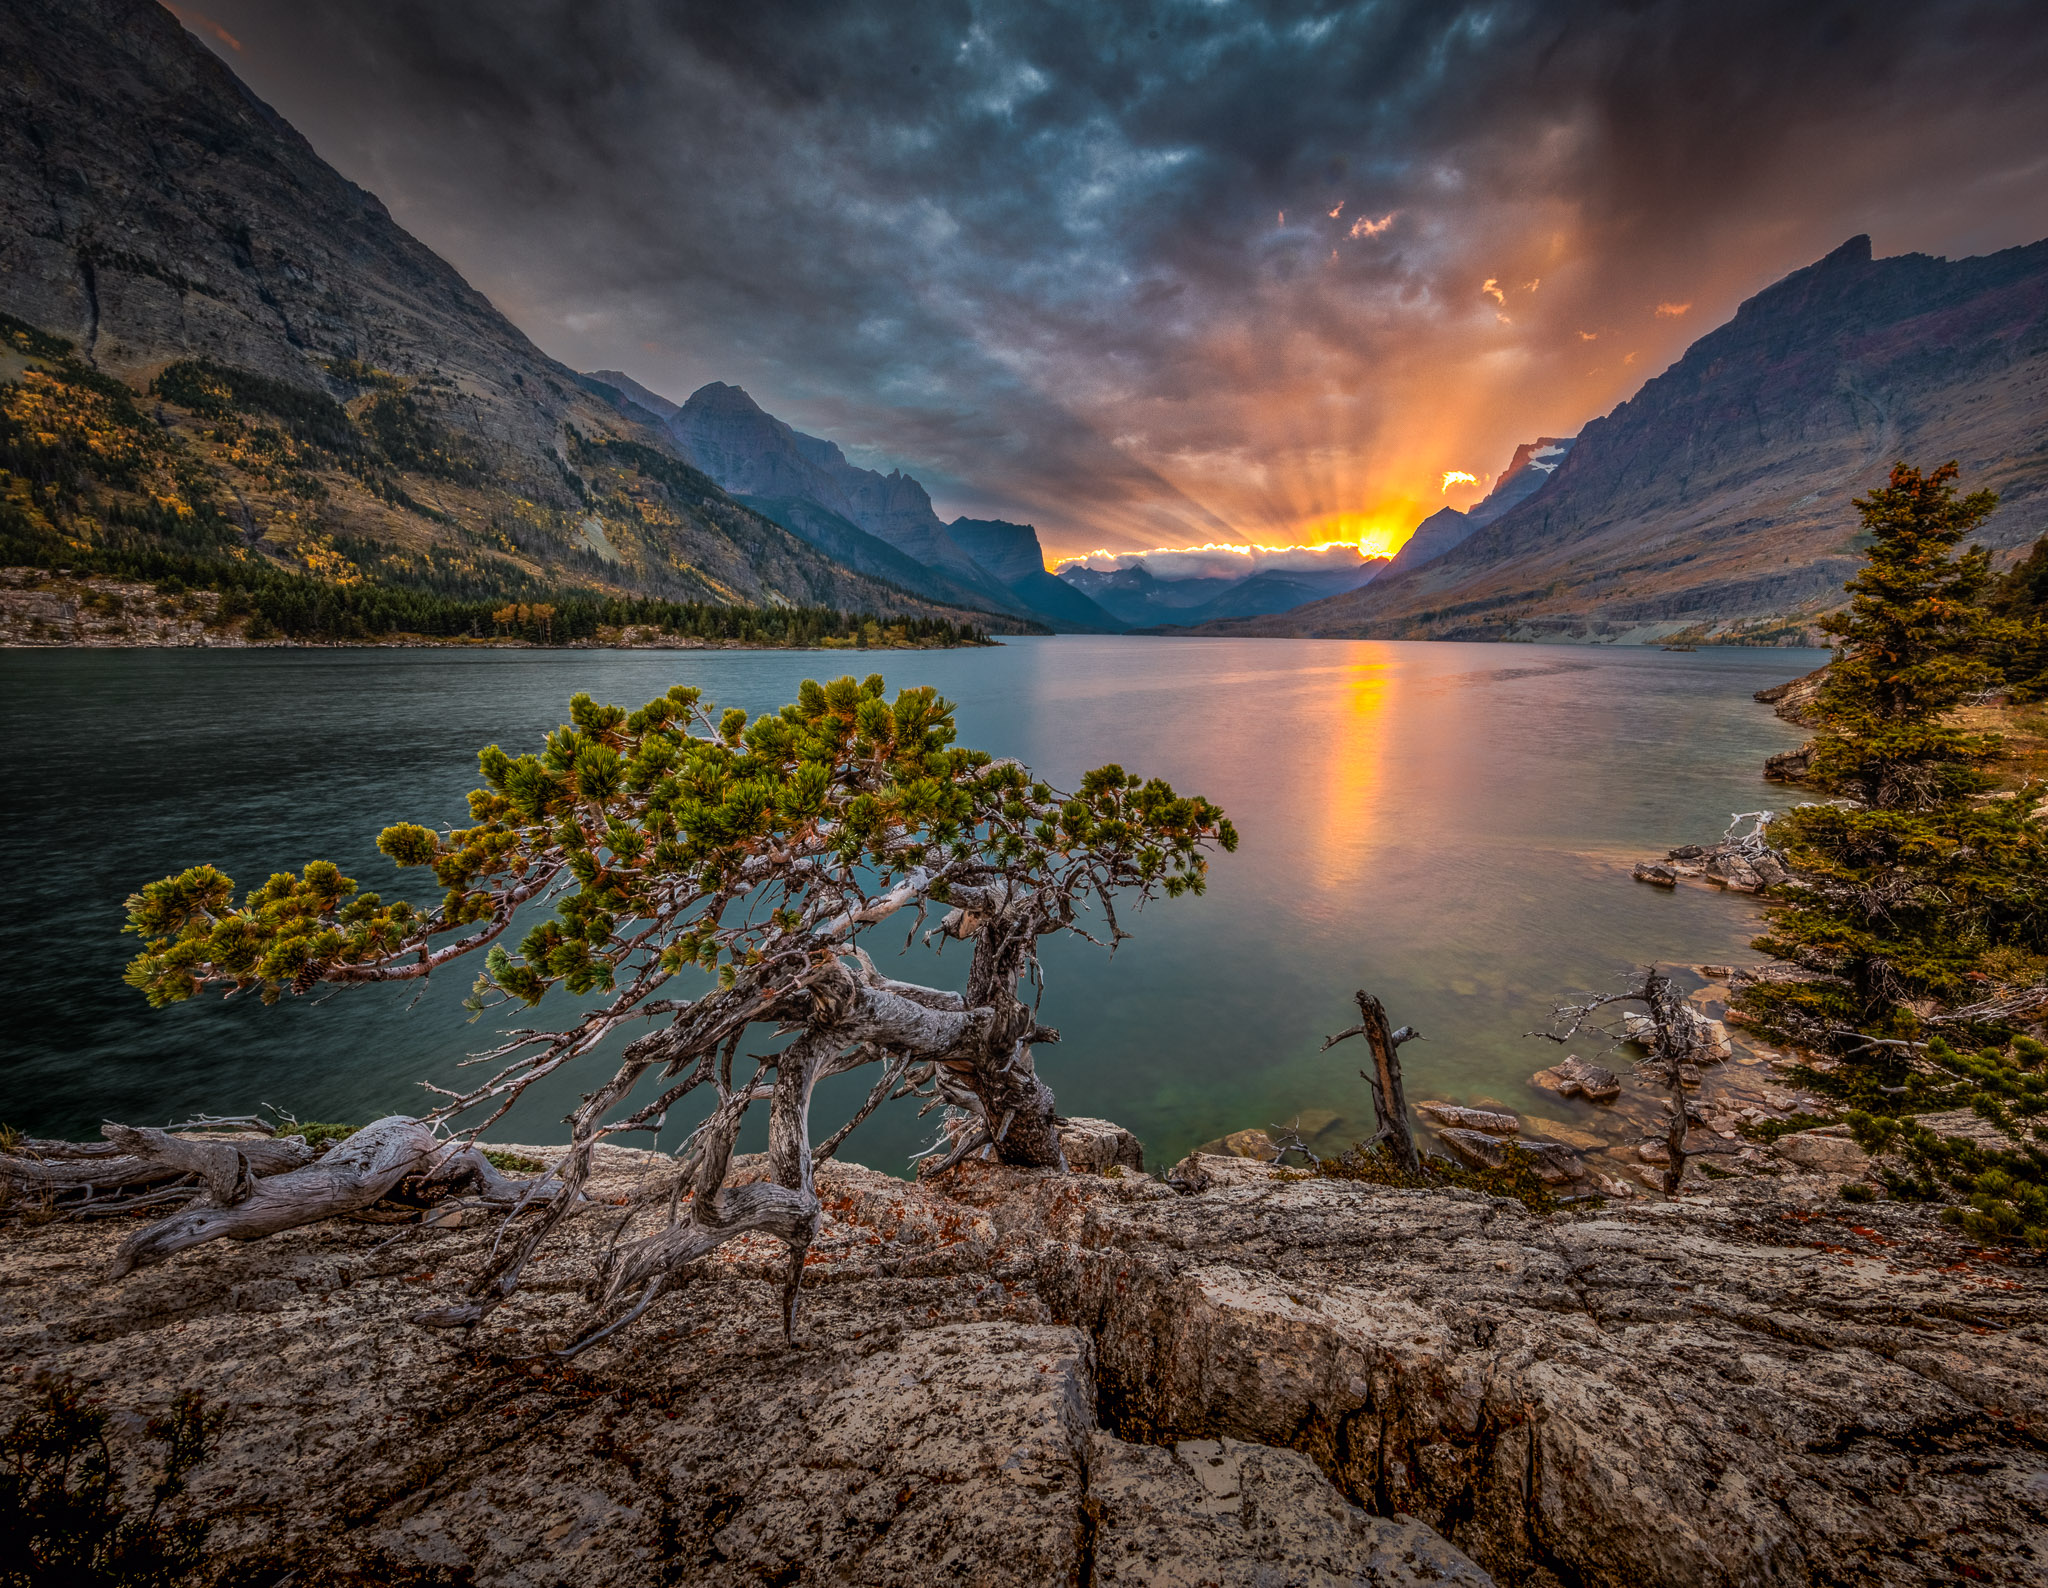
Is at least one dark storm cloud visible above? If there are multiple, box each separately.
[178,0,2048,553]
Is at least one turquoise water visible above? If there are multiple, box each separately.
[1,637,1819,1169]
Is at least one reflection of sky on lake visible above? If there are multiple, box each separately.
[3,638,1817,1171]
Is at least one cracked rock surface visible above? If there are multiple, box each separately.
[6,1135,2042,1585]
[1045,1171,2048,1587]
[1,1143,1485,1586]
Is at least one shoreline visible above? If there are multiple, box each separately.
[0,568,1000,652]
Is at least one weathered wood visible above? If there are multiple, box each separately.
[4,1127,314,1201]
[108,1116,438,1278]
[1321,990,1421,1175]
[1643,969,1695,1195]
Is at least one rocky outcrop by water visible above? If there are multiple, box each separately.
[5,1117,2042,1586]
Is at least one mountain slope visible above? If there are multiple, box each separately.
[1055,564,1228,628]
[657,382,1039,620]
[0,0,989,622]
[945,519,1122,631]
[1200,236,2048,643]
[736,494,1021,615]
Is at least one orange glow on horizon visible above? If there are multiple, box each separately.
[1288,515,1415,560]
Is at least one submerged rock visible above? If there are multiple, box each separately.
[1416,1102,1521,1135]
[1533,1053,1623,1101]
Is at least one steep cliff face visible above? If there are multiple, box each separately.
[0,0,601,468]
[660,381,1044,618]
[0,0,973,619]
[1466,437,1576,528]
[1205,236,2048,642]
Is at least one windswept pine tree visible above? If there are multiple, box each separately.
[114,675,1235,1345]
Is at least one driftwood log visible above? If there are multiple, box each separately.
[2,1125,317,1215]
[104,1117,529,1278]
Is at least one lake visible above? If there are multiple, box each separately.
[1,637,1820,1170]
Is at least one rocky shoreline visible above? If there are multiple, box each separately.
[1182,962,1852,1205]
[4,1121,2042,1586]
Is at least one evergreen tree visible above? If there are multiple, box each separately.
[1749,462,2034,1034]
[1739,462,2048,1248]
[1804,460,2001,809]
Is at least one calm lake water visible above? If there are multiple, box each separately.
[2,637,1820,1169]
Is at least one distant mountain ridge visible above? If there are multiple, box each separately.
[1058,557,1383,629]
[1192,235,2048,644]
[1374,436,1579,584]
[580,375,1123,630]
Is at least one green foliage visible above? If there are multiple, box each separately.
[355,390,480,483]
[125,679,1235,1011]
[1833,1035,2048,1246]
[1805,460,2002,809]
[0,1376,220,1587]
[280,1122,360,1152]
[1317,1140,1560,1216]
[0,312,76,362]
[1734,462,2048,1250]
[1751,796,2048,1019]
[1734,1110,1838,1145]
[482,1149,545,1174]
[1743,462,2043,1036]
[149,361,358,455]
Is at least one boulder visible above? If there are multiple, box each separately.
[1534,1054,1623,1102]
[1633,861,1679,887]
[1764,744,1814,783]
[1705,852,1766,892]
[1168,1152,1294,1192]
[1771,1129,1871,1177]
[1058,1116,1145,1174]
[1416,1102,1521,1135]
[1435,1129,1585,1186]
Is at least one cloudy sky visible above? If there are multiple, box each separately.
[170,0,2048,560]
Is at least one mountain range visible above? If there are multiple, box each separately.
[578,372,1392,633]
[579,373,1117,630]
[1058,557,1385,629]
[1189,235,2048,643]
[0,0,1021,625]
[6,0,2043,649]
